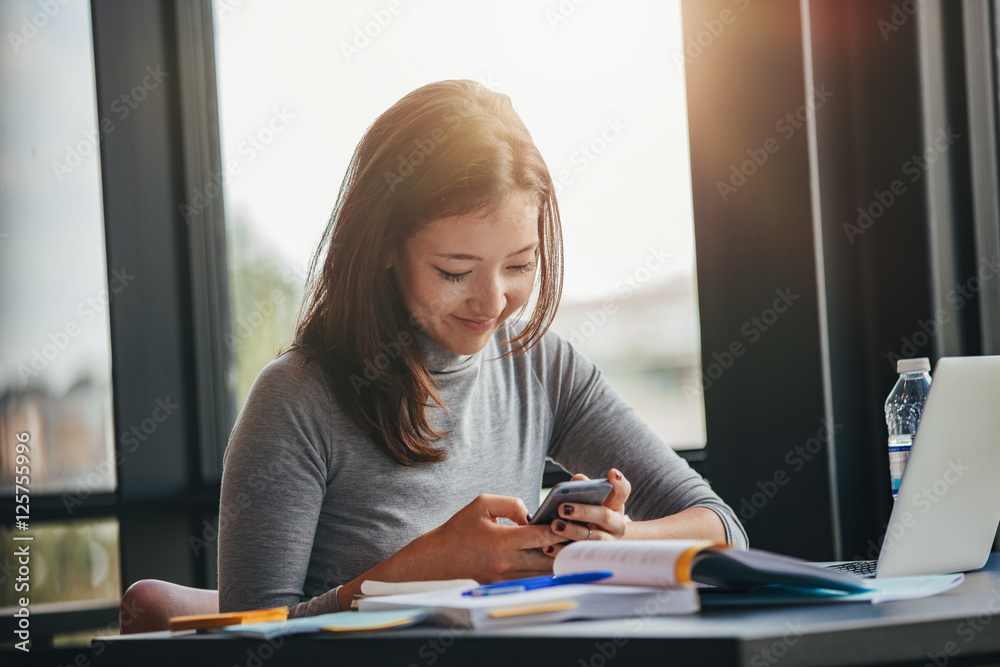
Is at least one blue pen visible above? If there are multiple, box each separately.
[462,571,614,596]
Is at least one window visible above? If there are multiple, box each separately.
[0,0,123,619]
[0,0,116,496]
[0,520,120,609]
[213,0,706,448]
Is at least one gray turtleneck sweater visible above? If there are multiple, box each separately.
[218,320,748,616]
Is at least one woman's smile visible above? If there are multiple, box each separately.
[453,315,497,332]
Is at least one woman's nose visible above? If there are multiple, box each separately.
[468,273,506,318]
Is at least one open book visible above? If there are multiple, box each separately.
[554,540,964,605]
[553,540,873,592]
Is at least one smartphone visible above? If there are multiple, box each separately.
[528,479,613,526]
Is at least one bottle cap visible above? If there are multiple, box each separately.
[897,357,931,373]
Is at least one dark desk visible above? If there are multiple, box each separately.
[93,554,1000,667]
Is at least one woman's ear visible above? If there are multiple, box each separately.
[385,248,399,270]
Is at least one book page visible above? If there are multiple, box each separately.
[553,540,718,586]
[360,579,478,596]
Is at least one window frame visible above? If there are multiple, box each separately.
[683,0,999,559]
[0,0,227,646]
[8,0,1000,650]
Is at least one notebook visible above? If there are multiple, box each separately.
[167,607,289,632]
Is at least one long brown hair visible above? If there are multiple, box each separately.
[293,80,563,465]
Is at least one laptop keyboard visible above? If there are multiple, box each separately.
[825,560,878,576]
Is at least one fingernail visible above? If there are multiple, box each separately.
[562,504,574,516]
[526,513,532,523]
[545,545,554,554]
[555,521,566,532]
[614,469,623,480]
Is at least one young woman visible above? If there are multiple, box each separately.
[218,80,748,616]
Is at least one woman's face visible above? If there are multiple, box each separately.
[389,192,540,356]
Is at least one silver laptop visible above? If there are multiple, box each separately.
[823,355,1000,578]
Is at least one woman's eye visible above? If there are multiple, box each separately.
[436,262,535,282]
[436,268,469,283]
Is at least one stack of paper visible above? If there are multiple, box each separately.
[360,579,479,596]
[358,583,700,629]
[351,579,478,609]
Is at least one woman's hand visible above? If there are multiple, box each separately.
[543,469,632,557]
[338,494,567,608]
[411,494,568,582]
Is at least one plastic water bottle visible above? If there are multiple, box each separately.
[884,357,932,499]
